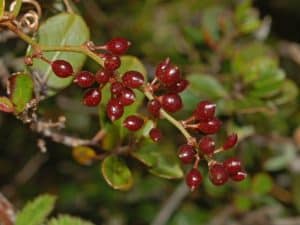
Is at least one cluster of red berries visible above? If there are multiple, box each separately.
[178,100,246,191]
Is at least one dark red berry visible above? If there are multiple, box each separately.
[199,136,215,155]
[83,88,101,107]
[224,158,242,176]
[74,71,95,88]
[158,64,181,85]
[103,54,121,71]
[168,79,189,93]
[231,171,247,182]
[178,144,196,164]
[106,37,131,55]
[223,133,238,150]
[161,94,182,113]
[196,117,222,134]
[107,98,124,121]
[117,88,136,106]
[147,99,161,117]
[194,101,216,122]
[95,69,112,84]
[51,59,73,77]
[149,128,162,142]
[110,81,124,95]
[209,163,228,186]
[122,71,144,88]
[156,58,170,78]
[186,168,202,191]
[123,115,144,131]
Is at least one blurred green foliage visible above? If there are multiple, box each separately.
[1,0,300,225]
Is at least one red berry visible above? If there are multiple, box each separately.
[168,79,189,93]
[224,158,242,176]
[147,99,161,117]
[74,71,95,88]
[156,58,171,78]
[223,133,238,150]
[186,168,202,191]
[149,128,162,142]
[199,136,215,155]
[106,98,124,121]
[95,69,112,84]
[122,71,144,88]
[159,65,181,85]
[161,94,182,113]
[178,144,196,164]
[209,163,228,186]
[110,81,124,95]
[194,101,216,122]
[123,115,144,131]
[231,171,247,182]
[117,88,136,106]
[83,88,101,107]
[103,54,121,71]
[51,59,73,77]
[196,117,222,134]
[106,37,131,55]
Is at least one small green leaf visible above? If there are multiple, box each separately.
[16,194,56,225]
[187,74,228,99]
[131,141,158,167]
[234,194,252,212]
[252,173,273,195]
[202,7,224,42]
[0,0,5,18]
[101,156,133,191]
[29,13,90,96]
[274,80,299,105]
[48,215,94,225]
[0,96,14,113]
[8,73,34,113]
[11,0,22,17]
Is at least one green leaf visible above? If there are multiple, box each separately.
[187,74,228,99]
[48,215,94,225]
[12,0,22,17]
[8,73,34,113]
[274,80,299,105]
[72,146,96,166]
[101,156,133,191]
[292,174,300,212]
[0,96,14,113]
[29,13,90,96]
[252,173,273,195]
[202,7,223,42]
[16,194,56,225]
[0,0,5,18]
[234,194,252,212]
[131,141,159,167]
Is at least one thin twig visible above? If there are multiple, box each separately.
[0,193,15,225]
[63,0,74,13]
[151,181,189,225]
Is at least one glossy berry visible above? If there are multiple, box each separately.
[186,168,202,191]
[196,117,222,134]
[95,69,112,84]
[224,158,242,176]
[149,128,162,142]
[158,64,181,85]
[110,81,124,95]
[178,144,196,164]
[161,94,182,113]
[123,115,144,131]
[122,71,144,88]
[147,99,161,117]
[103,54,121,71]
[168,79,189,93]
[106,98,124,121]
[74,71,95,88]
[199,136,215,155]
[156,58,170,78]
[231,171,247,182]
[83,88,101,107]
[223,133,238,150]
[209,163,228,186]
[194,101,216,122]
[117,88,136,106]
[106,37,131,55]
[51,59,73,77]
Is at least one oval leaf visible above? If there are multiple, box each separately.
[8,73,34,113]
[29,13,90,96]
[0,96,14,113]
[72,146,96,166]
[0,0,5,18]
[101,156,133,191]
[252,173,273,195]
